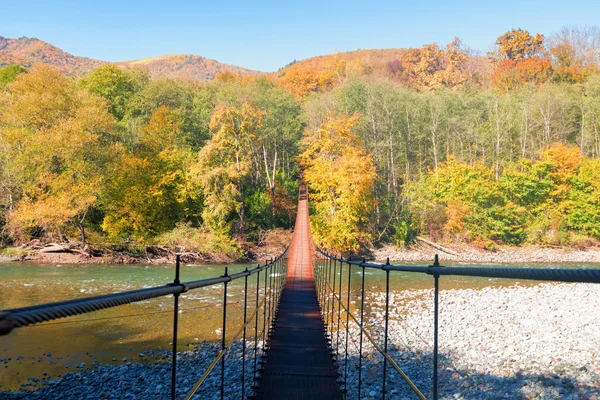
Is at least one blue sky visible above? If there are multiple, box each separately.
[2,0,599,72]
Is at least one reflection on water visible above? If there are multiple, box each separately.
[0,262,254,390]
[0,260,598,391]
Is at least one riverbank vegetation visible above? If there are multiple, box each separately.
[1,26,600,259]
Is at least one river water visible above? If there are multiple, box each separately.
[1,261,598,391]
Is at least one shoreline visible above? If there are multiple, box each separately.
[2,242,600,266]
[372,243,600,264]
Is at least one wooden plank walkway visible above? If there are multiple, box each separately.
[255,193,343,399]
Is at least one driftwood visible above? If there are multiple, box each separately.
[38,242,89,256]
[416,236,460,256]
[39,244,70,253]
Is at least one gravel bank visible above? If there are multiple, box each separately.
[334,282,600,399]
[373,244,600,264]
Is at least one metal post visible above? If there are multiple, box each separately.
[331,256,337,341]
[171,255,181,400]
[254,266,261,382]
[327,256,333,330]
[382,258,390,400]
[241,268,249,399]
[357,259,366,398]
[344,260,351,387]
[267,259,272,339]
[262,262,268,353]
[220,267,229,400]
[270,258,275,331]
[336,258,342,357]
[433,254,440,400]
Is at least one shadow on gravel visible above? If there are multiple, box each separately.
[337,343,599,399]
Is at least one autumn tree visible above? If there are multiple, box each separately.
[0,65,115,242]
[192,103,264,243]
[299,112,376,254]
[277,64,335,98]
[101,106,197,240]
[495,29,545,60]
[492,29,552,90]
[388,39,468,90]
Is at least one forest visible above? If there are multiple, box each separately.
[1,26,600,258]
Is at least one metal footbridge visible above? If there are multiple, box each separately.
[1,183,599,399]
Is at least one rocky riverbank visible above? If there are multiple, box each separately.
[373,243,600,264]
[338,282,600,399]
[2,229,292,265]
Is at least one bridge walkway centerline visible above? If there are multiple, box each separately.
[254,190,342,399]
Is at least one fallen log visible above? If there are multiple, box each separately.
[39,244,70,253]
[416,236,460,256]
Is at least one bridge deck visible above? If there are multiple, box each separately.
[255,197,342,399]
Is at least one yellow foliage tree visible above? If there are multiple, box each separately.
[101,106,196,240]
[0,65,115,242]
[299,112,376,254]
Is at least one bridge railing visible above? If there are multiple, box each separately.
[315,248,600,400]
[0,248,289,400]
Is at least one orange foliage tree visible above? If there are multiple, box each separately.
[492,29,552,90]
[388,38,468,90]
[495,29,545,60]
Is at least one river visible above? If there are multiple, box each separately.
[1,261,598,391]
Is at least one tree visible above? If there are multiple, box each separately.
[79,64,149,120]
[0,65,115,242]
[299,112,376,254]
[495,29,545,60]
[192,103,264,240]
[100,106,197,240]
[0,64,27,88]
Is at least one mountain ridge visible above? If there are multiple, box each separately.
[0,35,256,81]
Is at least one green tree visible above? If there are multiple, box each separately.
[192,103,264,242]
[0,64,27,88]
[79,64,149,120]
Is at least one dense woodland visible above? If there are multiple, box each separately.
[1,26,600,257]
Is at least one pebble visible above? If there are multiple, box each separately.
[333,283,600,399]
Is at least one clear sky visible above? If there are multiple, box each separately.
[2,0,599,72]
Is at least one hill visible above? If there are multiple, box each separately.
[121,54,254,81]
[0,36,104,75]
[277,48,408,76]
[0,36,256,81]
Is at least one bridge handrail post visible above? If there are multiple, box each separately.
[344,259,352,393]
[427,254,441,400]
[266,259,272,344]
[270,258,275,335]
[336,257,343,362]
[252,265,261,391]
[382,257,391,400]
[220,267,229,400]
[241,267,249,399]
[357,258,366,399]
[262,261,268,359]
[171,254,182,400]
[331,256,338,345]
[270,258,275,338]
